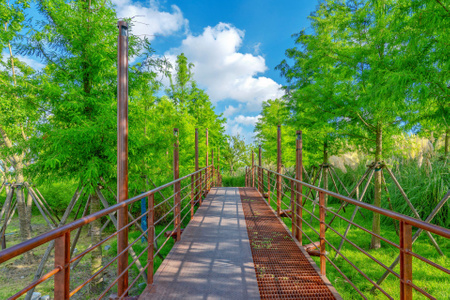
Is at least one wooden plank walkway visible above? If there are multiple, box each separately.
[140,187,260,299]
[140,187,340,300]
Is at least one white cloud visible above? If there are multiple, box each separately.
[166,23,283,112]
[232,115,261,127]
[16,55,45,70]
[1,51,45,71]
[230,124,243,136]
[226,123,256,143]
[113,0,188,40]
[223,104,242,118]
[223,114,261,142]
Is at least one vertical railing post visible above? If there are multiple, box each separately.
[206,128,209,191]
[54,231,70,300]
[202,170,206,201]
[212,149,215,188]
[245,167,248,187]
[277,125,282,216]
[195,128,199,205]
[117,20,129,296]
[319,191,326,276]
[174,128,181,242]
[147,193,154,285]
[199,170,203,206]
[218,147,220,187]
[190,174,194,218]
[252,150,255,188]
[258,145,262,194]
[400,221,413,300]
[296,130,303,244]
[290,180,295,235]
[244,167,246,187]
[267,170,271,205]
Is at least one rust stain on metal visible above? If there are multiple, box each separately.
[239,187,336,299]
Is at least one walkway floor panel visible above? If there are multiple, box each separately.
[239,187,340,300]
[140,187,260,300]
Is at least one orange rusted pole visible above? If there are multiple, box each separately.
[296,130,303,244]
[319,191,326,276]
[147,193,154,284]
[190,175,194,218]
[212,149,214,187]
[195,128,199,205]
[400,221,413,300]
[245,167,248,187]
[206,129,209,191]
[267,169,271,205]
[252,150,255,188]
[291,179,295,235]
[174,129,181,242]
[54,231,70,299]
[117,20,129,296]
[277,125,281,216]
[258,145,262,194]
[218,147,220,186]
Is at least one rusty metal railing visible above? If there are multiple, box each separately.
[248,164,450,300]
[0,165,217,299]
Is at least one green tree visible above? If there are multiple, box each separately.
[254,99,296,169]
[0,0,40,262]
[25,0,135,288]
[223,134,248,176]
[167,53,194,107]
[392,0,450,157]
[278,0,421,248]
[165,53,226,170]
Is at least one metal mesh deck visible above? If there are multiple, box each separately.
[239,187,337,299]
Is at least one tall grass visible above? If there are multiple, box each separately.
[222,174,245,187]
[332,158,449,228]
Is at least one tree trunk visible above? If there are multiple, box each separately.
[15,164,34,262]
[89,190,103,292]
[371,124,382,249]
[26,189,33,233]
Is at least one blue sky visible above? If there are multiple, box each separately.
[114,0,319,143]
[22,0,319,143]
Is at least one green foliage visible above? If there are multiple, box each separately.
[222,134,249,176]
[34,181,79,214]
[10,2,227,196]
[331,158,449,228]
[270,0,450,165]
[25,0,125,189]
[221,174,245,187]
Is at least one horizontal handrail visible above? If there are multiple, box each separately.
[0,165,212,264]
[255,165,450,238]
[252,162,449,299]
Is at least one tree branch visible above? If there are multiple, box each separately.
[434,0,450,15]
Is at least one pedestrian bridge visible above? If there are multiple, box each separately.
[140,187,338,299]
[0,164,449,300]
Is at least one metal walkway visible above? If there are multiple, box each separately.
[140,187,260,299]
[140,187,339,300]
